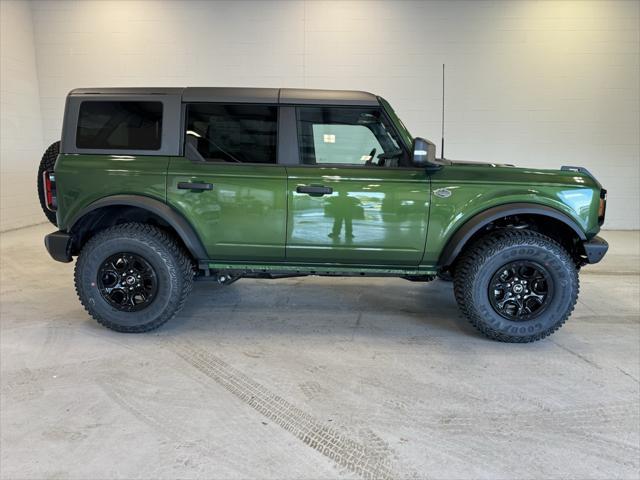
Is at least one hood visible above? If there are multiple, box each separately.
[439,159,600,189]
[448,159,515,168]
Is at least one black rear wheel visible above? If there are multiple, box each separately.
[75,223,194,333]
[37,141,60,225]
[454,229,578,342]
[97,252,159,312]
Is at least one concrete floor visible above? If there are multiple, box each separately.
[1,224,638,480]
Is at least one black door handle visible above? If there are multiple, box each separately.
[296,185,333,197]
[177,181,214,191]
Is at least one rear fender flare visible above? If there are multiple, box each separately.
[68,195,208,260]
[438,203,587,267]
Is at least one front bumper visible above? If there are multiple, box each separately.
[582,235,608,264]
[44,230,73,263]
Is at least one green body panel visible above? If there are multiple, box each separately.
[421,163,601,265]
[286,166,430,265]
[55,154,169,230]
[55,155,600,275]
[166,156,287,261]
[54,145,602,271]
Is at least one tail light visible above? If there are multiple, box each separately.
[43,171,57,211]
[598,189,607,225]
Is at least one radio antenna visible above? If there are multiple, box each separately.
[441,63,445,160]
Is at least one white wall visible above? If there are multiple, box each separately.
[0,0,44,231]
[4,0,639,229]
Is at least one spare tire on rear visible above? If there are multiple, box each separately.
[37,141,60,225]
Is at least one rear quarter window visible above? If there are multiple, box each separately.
[76,101,163,150]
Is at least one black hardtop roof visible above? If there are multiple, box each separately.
[68,87,379,106]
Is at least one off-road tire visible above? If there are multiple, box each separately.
[453,229,578,342]
[74,223,194,332]
[37,141,60,225]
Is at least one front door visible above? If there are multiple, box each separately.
[286,106,430,265]
[167,103,287,261]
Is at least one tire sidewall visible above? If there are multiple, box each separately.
[470,242,576,338]
[77,235,180,328]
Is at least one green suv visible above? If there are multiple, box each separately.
[40,87,608,342]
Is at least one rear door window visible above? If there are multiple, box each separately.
[76,101,163,150]
[185,104,278,164]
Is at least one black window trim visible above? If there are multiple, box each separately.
[292,104,420,170]
[182,102,281,167]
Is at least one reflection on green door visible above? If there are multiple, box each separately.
[167,157,287,261]
[286,166,430,265]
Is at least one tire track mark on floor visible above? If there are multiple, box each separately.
[98,375,255,478]
[38,323,66,361]
[299,380,330,401]
[617,367,640,384]
[382,401,640,453]
[417,402,640,433]
[364,398,639,469]
[550,339,602,369]
[1,357,126,401]
[167,338,399,480]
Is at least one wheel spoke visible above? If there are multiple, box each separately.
[132,291,147,305]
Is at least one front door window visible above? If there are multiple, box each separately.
[297,107,409,168]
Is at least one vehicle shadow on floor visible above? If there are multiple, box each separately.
[160,277,480,340]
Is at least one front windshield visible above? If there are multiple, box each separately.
[378,97,413,149]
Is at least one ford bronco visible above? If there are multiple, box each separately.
[39,87,608,342]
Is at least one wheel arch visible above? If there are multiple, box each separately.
[68,195,208,260]
[438,203,587,268]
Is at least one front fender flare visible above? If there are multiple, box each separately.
[68,194,208,260]
[438,202,587,267]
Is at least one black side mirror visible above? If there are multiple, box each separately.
[412,137,437,167]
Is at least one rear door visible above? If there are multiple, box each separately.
[285,105,430,265]
[166,103,287,261]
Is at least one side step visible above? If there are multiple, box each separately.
[197,261,437,280]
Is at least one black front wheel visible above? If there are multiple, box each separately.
[454,229,578,342]
[75,223,194,332]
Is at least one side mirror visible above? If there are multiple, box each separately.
[412,137,437,167]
